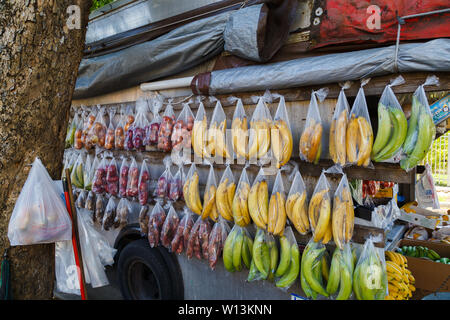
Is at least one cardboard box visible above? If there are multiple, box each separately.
[397,239,450,299]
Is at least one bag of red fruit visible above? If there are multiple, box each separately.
[170,207,195,254]
[82,106,97,150]
[104,107,116,150]
[92,153,108,194]
[114,106,126,150]
[144,97,162,147]
[157,101,175,152]
[147,200,167,248]
[155,156,172,200]
[161,204,181,250]
[138,159,151,205]
[105,155,119,197]
[87,105,108,150]
[168,163,183,202]
[118,156,129,198]
[171,102,194,152]
[127,98,149,151]
[126,156,139,199]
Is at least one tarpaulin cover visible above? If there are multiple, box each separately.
[191,38,450,95]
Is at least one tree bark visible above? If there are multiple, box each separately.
[0,0,91,299]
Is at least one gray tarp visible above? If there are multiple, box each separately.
[204,38,450,95]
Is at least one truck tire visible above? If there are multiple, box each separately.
[156,246,184,299]
[117,239,173,300]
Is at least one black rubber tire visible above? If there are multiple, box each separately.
[117,239,173,300]
[155,246,184,300]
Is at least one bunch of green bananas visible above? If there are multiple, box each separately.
[371,102,407,162]
[326,246,354,300]
[300,240,329,299]
[247,228,278,281]
[400,96,436,171]
[274,228,300,289]
[353,247,387,300]
[223,225,253,273]
[396,245,442,261]
[70,162,85,189]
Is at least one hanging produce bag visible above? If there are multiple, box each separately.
[168,164,183,202]
[274,226,300,290]
[205,100,231,161]
[223,224,253,272]
[285,168,309,235]
[171,207,195,255]
[82,106,97,150]
[74,108,85,150]
[232,167,251,227]
[104,107,116,150]
[138,159,150,205]
[70,152,85,189]
[123,104,135,150]
[155,157,171,200]
[65,108,78,148]
[125,157,139,199]
[267,170,287,236]
[300,239,329,299]
[87,105,107,149]
[157,101,175,152]
[216,165,236,222]
[271,94,293,168]
[332,173,355,250]
[75,190,87,209]
[353,238,388,300]
[326,243,354,300]
[130,98,148,151]
[115,197,131,229]
[144,98,162,147]
[186,217,212,260]
[92,154,107,194]
[85,190,95,211]
[114,106,125,150]
[102,196,117,231]
[8,158,72,245]
[105,156,119,197]
[118,156,129,198]
[371,76,407,162]
[299,88,329,164]
[329,82,352,166]
[171,103,194,152]
[183,163,202,215]
[401,75,439,171]
[248,167,269,230]
[308,170,332,244]
[248,95,272,163]
[147,200,167,248]
[138,205,149,236]
[347,80,374,168]
[208,217,230,270]
[192,102,208,159]
[230,97,249,161]
[202,163,218,221]
[160,205,181,250]
[94,193,106,226]
[83,154,93,191]
[247,228,276,282]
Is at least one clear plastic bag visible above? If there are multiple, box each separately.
[105,156,119,197]
[208,217,230,270]
[87,105,107,149]
[8,157,72,246]
[94,193,106,226]
[124,104,135,150]
[247,228,277,281]
[171,207,195,255]
[118,156,129,198]
[155,157,171,200]
[85,190,96,211]
[274,226,300,290]
[130,98,149,151]
[161,205,181,250]
[147,201,167,247]
[82,106,97,151]
[326,242,354,300]
[186,216,211,260]
[267,170,287,236]
[138,159,150,205]
[104,107,116,150]
[353,237,388,300]
[138,205,149,236]
[223,224,253,272]
[83,154,93,191]
[114,106,125,150]
[285,168,309,235]
[330,82,351,166]
[248,167,269,230]
[144,98,162,147]
[65,108,78,149]
[332,172,355,250]
[300,239,329,299]
[347,80,374,167]
[299,88,329,164]
[74,108,85,150]
[75,189,87,208]
[92,154,107,194]
[168,164,183,202]
[70,152,85,189]
[125,157,139,198]
[308,170,332,244]
[55,240,80,295]
[205,100,231,161]
[183,163,203,216]
[202,164,218,221]
[171,103,194,152]
[102,196,117,231]
[372,76,407,163]
[192,102,208,159]
[248,95,272,163]
[157,101,175,152]
[232,167,251,227]
[401,75,439,171]
[271,94,293,168]
[230,97,249,161]
[115,197,131,229]
[216,165,236,221]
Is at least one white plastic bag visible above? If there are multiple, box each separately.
[416,163,440,210]
[8,158,72,246]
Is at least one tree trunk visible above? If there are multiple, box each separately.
[0,0,91,299]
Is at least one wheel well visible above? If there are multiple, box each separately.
[114,224,144,264]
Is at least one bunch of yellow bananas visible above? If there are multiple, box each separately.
[329,109,348,166]
[248,119,272,160]
[332,186,354,250]
[346,114,373,166]
[285,191,309,235]
[183,171,203,216]
[308,189,332,243]
[271,120,293,168]
[232,181,251,226]
[192,114,207,158]
[205,119,230,159]
[202,183,218,221]
[267,192,287,236]
[384,251,416,300]
[216,178,236,221]
[248,180,269,230]
[299,119,322,164]
[231,117,248,159]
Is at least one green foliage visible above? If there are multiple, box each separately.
[91,0,116,12]
[421,131,450,186]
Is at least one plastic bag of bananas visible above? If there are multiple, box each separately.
[223,224,254,273]
[371,75,407,163]
[248,167,269,230]
[346,80,374,168]
[329,82,351,166]
[183,163,203,216]
[400,75,439,171]
[201,164,219,221]
[230,97,249,161]
[308,170,332,244]
[248,96,273,164]
[300,239,330,299]
[285,168,309,235]
[192,101,208,160]
[353,237,388,300]
[267,170,287,236]
[299,88,329,164]
[270,94,293,168]
[332,173,355,250]
[247,227,278,282]
[216,165,236,222]
[232,167,252,227]
[208,217,231,270]
[326,243,355,300]
[274,226,300,290]
[205,99,231,161]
